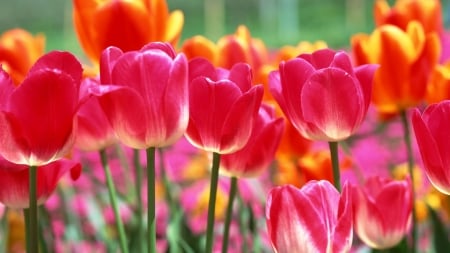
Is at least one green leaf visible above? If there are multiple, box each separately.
[428,205,450,252]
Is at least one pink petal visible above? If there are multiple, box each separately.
[92,84,150,149]
[186,78,242,152]
[219,85,263,154]
[301,68,364,141]
[227,63,252,92]
[188,57,217,83]
[412,108,450,194]
[100,46,124,84]
[0,158,81,209]
[354,64,378,111]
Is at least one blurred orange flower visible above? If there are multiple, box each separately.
[181,25,268,72]
[0,29,45,85]
[275,149,351,188]
[374,0,443,35]
[72,0,184,65]
[426,62,450,103]
[352,21,440,114]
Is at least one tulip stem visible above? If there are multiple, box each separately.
[99,149,129,253]
[205,152,221,253]
[221,176,238,253]
[328,141,341,192]
[25,165,38,253]
[147,147,157,253]
[1,208,8,252]
[400,111,417,253]
[133,149,144,253]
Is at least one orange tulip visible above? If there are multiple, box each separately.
[181,25,269,72]
[352,21,440,114]
[374,0,443,35]
[72,0,184,65]
[426,62,450,103]
[0,29,45,85]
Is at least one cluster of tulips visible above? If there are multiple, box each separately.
[0,0,450,252]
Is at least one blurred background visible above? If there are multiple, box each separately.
[0,0,449,56]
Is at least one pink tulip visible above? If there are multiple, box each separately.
[75,77,116,151]
[0,156,81,209]
[90,42,188,149]
[186,59,263,154]
[0,51,82,165]
[412,101,450,194]
[266,180,352,253]
[351,176,412,249]
[269,48,377,141]
[220,103,284,178]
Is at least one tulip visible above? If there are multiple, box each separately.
[412,101,450,195]
[72,0,184,65]
[351,176,412,249]
[90,42,188,253]
[269,48,377,142]
[426,63,450,103]
[266,180,352,253]
[76,77,116,151]
[352,21,440,114]
[0,28,45,85]
[374,0,443,35]
[220,104,284,178]
[91,42,188,149]
[0,157,81,209]
[181,25,269,73]
[0,51,82,166]
[186,60,263,154]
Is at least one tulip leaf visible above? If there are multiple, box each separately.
[428,205,450,251]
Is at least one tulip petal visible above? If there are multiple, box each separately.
[186,78,242,153]
[301,68,364,141]
[91,84,150,149]
[220,85,263,154]
[0,158,81,209]
[227,63,252,92]
[412,107,450,194]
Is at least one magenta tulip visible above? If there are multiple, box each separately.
[266,180,353,253]
[412,101,450,195]
[0,156,81,209]
[0,51,82,166]
[75,77,116,151]
[351,176,412,249]
[185,60,263,154]
[90,42,188,149]
[269,48,377,141]
[220,103,284,178]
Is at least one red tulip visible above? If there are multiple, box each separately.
[0,157,81,209]
[75,77,116,151]
[186,59,263,154]
[269,48,377,141]
[0,51,83,166]
[351,176,412,249]
[412,101,450,195]
[266,180,352,253]
[90,42,188,149]
[220,104,284,178]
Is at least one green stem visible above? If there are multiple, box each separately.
[147,147,156,253]
[159,149,176,212]
[400,110,417,253]
[24,209,31,253]
[38,206,50,253]
[221,176,238,253]
[328,141,341,192]
[1,208,8,253]
[205,152,221,253]
[133,149,144,253]
[99,149,129,253]
[27,165,38,253]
